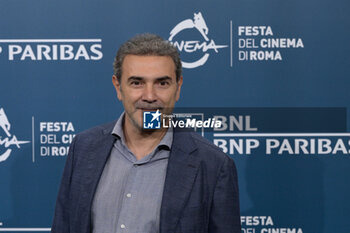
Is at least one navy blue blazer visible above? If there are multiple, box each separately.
[51,121,241,233]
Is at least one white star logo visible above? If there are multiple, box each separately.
[150,110,161,122]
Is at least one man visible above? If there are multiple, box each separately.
[51,33,241,233]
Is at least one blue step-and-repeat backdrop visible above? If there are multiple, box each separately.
[1,0,350,232]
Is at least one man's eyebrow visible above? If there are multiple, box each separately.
[127,76,144,82]
[156,76,172,82]
[127,76,172,82]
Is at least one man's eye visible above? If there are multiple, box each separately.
[159,81,170,86]
[131,81,141,86]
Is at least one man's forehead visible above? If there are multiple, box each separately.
[122,55,176,78]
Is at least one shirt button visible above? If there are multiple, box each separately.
[120,224,126,229]
[126,193,132,198]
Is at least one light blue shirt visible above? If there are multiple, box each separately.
[91,113,173,233]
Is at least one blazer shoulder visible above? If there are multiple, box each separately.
[75,120,116,141]
[189,131,233,165]
[67,120,116,164]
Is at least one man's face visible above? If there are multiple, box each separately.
[112,55,183,131]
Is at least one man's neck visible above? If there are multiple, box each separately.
[123,118,168,161]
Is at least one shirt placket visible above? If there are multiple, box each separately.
[116,162,140,233]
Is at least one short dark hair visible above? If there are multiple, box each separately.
[113,33,182,82]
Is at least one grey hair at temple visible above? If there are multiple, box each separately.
[113,33,182,82]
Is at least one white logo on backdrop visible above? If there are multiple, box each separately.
[0,38,103,61]
[0,108,30,163]
[169,12,227,68]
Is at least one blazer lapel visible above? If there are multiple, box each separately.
[160,128,199,233]
[74,124,116,233]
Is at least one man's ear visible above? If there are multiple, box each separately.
[112,75,122,101]
[175,76,183,101]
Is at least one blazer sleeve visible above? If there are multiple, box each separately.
[208,155,241,233]
[51,136,77,233]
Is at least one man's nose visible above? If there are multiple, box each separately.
[142,84,157,103]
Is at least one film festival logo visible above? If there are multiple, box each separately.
[0,108,30,163]
[168,12,227,69]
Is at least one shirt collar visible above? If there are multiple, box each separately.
[112,112,173,150]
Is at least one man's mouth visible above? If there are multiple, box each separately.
[138,108,162,111]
